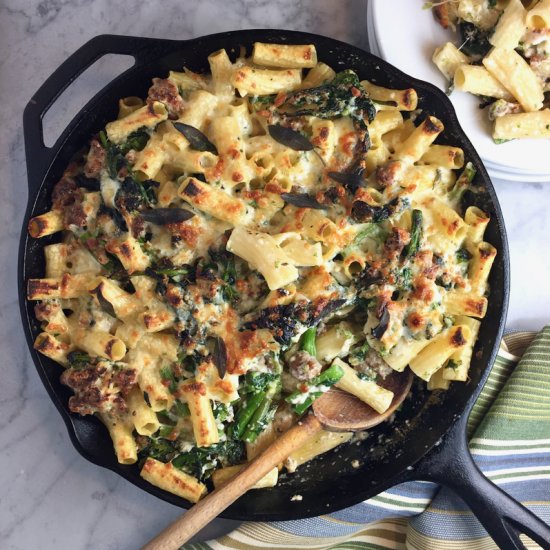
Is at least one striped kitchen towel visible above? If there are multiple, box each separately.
[185,327,550,550]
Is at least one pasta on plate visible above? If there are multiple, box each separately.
[27,42,496,503]
[430,0,550,141]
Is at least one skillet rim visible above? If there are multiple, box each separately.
[18,29,509,520]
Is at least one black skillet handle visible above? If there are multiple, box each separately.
[22,34,167,189]
[410,413,550,550]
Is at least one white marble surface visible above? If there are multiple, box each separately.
[0,1,548,549]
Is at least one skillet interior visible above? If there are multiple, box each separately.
[19,29,509,520]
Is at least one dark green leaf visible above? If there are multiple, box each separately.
[116,176,158,211]
[268,125,314,151]
[173,400,190,417]
[173,122,218,154]
[371,306,390,340]
[140,437,177,462]
[281,192,325,209]
[160,365,178,393]
[456,248,472,263]
[459,22,492,58]
[327,170,365,192]
[119,129,150,154]
[100,131,127,179]
[171,440,244,480]
[212,336,227,379]
[140,208,195,225]
[90,284,117,318]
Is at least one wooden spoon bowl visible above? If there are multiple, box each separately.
[313,369,414,431]
[142,368,414,550]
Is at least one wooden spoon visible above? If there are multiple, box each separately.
[141,369,414,550]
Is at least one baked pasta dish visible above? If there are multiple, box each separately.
[430,0,550,141]
[27,42,496,503]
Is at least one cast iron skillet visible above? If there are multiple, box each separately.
[19,30,550,549]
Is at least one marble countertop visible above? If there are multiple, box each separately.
[1,1,548,548]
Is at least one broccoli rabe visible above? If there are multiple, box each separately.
[402,209,423,259]
[231,371,281,443]
[171,440,245,480]
[299,328,317,357]
[285,363,344,415]
[252,69,376,158]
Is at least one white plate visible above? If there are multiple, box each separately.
[482,161,550,182]
[368,0,550,178]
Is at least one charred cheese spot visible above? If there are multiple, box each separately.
[412,279,434,302]
[27,279,59,299]
[166,221,200,247]
[403,88,415,109]
[215,379,234,394]
[407,312,425,330]
[451,327,466,347]
[182,180,202,197]
[480,246,495,259]
[165,284,184,308]
[105,339,116,357]
[227,147,240,160]
[423,116,444,135]
[60,273,73,295]
[265,182,285,194]
[35,333,64,353]
[467,298,486,316]
[181,381,207,396]
[142,311,173,330]
[28,217,50,238]
[339,131,357,157]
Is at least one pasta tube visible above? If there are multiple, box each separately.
[333,359,394,414]
[483,47,544,112]
[409,325,471,381]
[140,458,207,502]
[252,42,317,68]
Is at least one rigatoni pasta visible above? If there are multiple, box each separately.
[26,42,495,503]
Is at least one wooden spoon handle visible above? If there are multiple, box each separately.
[141,414,323,550]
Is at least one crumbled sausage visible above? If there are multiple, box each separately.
[287,351,322,381]
[130,214,145,238]
[353,349,393,380]
[52,176,80,210]
[61,362,137,416]
[52,176,87,227]
[321,186,344,204]
[384,227,410,259]
[84,139,106,178]
[147,78,185,119]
